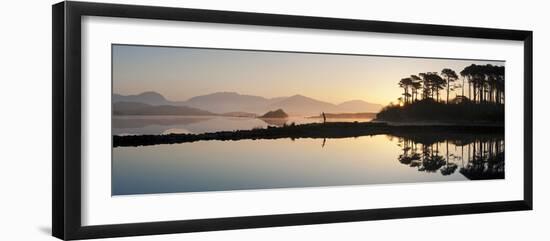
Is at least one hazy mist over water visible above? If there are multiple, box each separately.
[112,115,370,135]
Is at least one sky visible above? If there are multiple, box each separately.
[112,44,504,105]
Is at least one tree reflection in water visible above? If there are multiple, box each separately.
[396,134,504,180]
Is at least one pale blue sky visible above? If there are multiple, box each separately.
[112,44,503,105]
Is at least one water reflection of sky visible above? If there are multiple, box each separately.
[112,116,504,196]
[112,135,497,195]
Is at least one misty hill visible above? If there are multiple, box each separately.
[185,92,270,113]
[113,91,174,106]
[184,92,381,115]
[113,91,383,115]
[337,100,383,113]
[113,101,215,116]
[267,95,336,115]
[259,109,289,118]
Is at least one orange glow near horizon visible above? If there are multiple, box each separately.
[113,45,504,106]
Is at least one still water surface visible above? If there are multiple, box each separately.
[112,115,368,135]
[113,117,504,195]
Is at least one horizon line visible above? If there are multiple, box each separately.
[112,90,384,106]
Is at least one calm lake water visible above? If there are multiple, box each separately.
[112,115,370,135]
[112,116,504,195]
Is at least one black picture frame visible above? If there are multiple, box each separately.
[52,1,533,240]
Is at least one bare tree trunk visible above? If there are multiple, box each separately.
[462,77,465,97]
[446,79,450,103]
[468,80,471,101]
[468,143,471,163]
[473,84,476,103]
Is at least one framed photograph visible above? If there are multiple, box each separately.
[52,1,533,240]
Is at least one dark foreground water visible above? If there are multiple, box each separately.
[112,132,504,195]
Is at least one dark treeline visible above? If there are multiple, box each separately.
[376,99,504,122]
[396,136,504,180]
[377,64,505,123]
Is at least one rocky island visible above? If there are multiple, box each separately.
[258,109,288,119]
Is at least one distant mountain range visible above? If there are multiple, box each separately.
[113,102,215,116]
[113,91,382,116]
[113,91,174,106]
